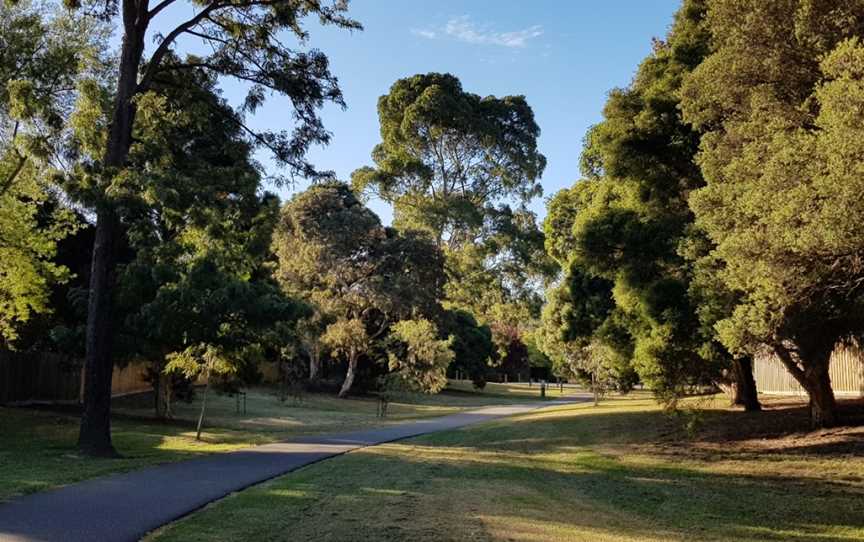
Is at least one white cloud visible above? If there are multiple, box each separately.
[412,16,543,49]
[411,28,437,39]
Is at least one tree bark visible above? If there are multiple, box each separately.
[78,0,149,457]
[732,357,761,412]
[338,356,358,398]
[154,371,172,418]
[309,352,321,381]
[774,344,839,428]
[804,366,838,428]
[78,208,120,457]
[196,375,210,441]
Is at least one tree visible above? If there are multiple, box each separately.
[442,308,493,388]
[274,181,390,327]
[351,73,545,247]
[352,73,555,340]
[135,255,305,416]
[386,318,454,394]
[165,343,234,441]
[536,265,637,395]
[321,318,370,398]
[274,181,446,396]
[679,1,864,426]
[62,0,359,456]
[543,1,743,407]
[296,313,328,381]
[0,3,102,345]
[105,65,290,419]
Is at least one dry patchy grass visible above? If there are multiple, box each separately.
[149,394,864,542]
[0,384,540,501]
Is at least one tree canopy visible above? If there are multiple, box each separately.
[0,2,103,345]
[352,72,555,372]
[274,180,447,396]
[58,0,360,456]
[8,0,864,450]
[679,0,864,426]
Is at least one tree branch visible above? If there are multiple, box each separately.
[0,153,28,197]
[137,2,226,92]
[147,0,178,20]
[773,342,807,387]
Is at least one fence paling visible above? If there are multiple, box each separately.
[754,344,864,397]
[0,352,151,404]
[0,351,80,403]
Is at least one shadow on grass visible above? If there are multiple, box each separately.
[151,401,864,542]
[156,440,864,542]
[461,397,864,458]
[0,406,266,502]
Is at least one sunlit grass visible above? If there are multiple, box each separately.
[149,394,864,542]
[445,379,578,399]
[0,384,543,501]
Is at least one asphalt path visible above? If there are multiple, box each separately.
[0,397,586,542]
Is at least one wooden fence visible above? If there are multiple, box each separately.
[0,351,151,404]
[754,344,864,397]
[0,351,81,403]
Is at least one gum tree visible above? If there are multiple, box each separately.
[274,181,446,397]
[352,73,555,333]
[60,0,359,456]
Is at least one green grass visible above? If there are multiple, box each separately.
[0,381,549,502]
[446,379,574,399]
[148,394,864,542]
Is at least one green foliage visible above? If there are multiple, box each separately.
[352,72,545,241]
[275,181,449,395]
[165,343,235,381]
[353,72,554,341]
[386,318,454,394]
[541,1,721,401]
[78,66,309,416]
[321,318,370,364]
[679,0,864,425]
[536,268,636,391]
[0,2,103,344]
[274,181,444,325]
[442,309,493,388]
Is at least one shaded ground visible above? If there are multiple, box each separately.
[0,382,554,501]
[0,403,573,542]
[148,394,864,542]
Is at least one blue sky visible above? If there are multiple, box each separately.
[154,1,682,223]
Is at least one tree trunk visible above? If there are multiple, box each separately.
[77,0,148,457]
[774,344,839,428]
[153,370,163,418]
[279,359,287,402]
[732,357,761,412]
[196,369,211,441]
[309,352,321,381]
[154,372,172,418]
[338,356,358,398]
[78,208,120,457]
[804,367,838,428]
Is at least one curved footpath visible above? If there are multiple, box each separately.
[0,397,586,542]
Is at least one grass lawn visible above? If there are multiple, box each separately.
[0,381,552,502]
[446,379,574,399]
[148,394,864,542]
